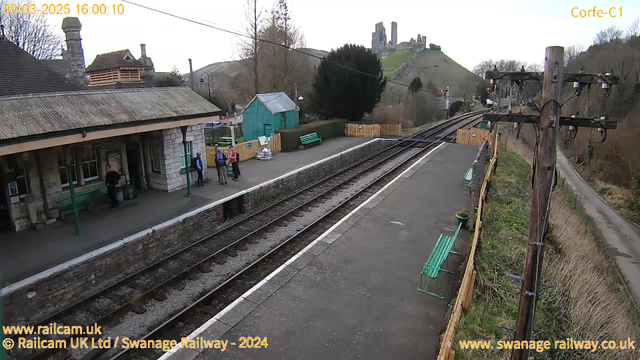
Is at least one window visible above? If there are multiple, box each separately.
[7,155,29,196]
[80,145,99,181]
[178,142,192,170]
[15,156,29,195]
[58,151,77,187]
[150,145,162,173]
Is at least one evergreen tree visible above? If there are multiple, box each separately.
[312,44,386,121]
[409,77,423,94]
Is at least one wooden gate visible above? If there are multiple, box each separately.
[345,124,401,137]
[456,129,491,146]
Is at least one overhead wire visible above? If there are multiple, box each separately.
[120,0,440,95]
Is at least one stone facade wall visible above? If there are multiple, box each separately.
[2,203,224,326]
[143,131,168,190]
[162,124,207,192]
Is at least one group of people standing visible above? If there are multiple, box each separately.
[194,145,241,186]
[211,145,240,185]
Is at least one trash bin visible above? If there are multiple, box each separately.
[25,193,37,225]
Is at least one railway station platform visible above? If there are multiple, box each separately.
[0,137,373,287]
[166,143,478,360]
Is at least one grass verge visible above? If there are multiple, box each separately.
[453,150,639,360]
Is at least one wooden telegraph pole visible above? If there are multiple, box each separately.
[510,46,564,360]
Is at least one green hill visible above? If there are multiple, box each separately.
[382,48,482,98]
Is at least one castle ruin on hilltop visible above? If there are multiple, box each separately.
[371,21,427,55]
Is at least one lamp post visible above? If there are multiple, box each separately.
[200,72,211,103]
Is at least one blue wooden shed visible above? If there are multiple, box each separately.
[242,92,299,141]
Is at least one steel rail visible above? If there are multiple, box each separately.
[107,113,484,360]
[10,111,483,360]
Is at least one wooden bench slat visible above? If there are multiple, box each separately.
[300,132,322,145]
[418,223,463,298]
[56,186,110,218]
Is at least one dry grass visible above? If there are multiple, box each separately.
[547,192,639,359]
[455,140,639,360]
[509,137,640,359]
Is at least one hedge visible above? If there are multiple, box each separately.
[278,120,345,151]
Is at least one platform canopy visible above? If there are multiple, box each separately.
[0,87,221,155]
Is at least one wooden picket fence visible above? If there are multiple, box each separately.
[437,133,500,360]
[456,128,491,146]
[345,123,401,138]
[205,133,281,167]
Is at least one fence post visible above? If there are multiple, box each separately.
[463,270,477,310]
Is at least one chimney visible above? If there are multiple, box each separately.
[138,43,154,87]
[61,17,87,86]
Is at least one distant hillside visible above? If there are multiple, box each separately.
[183,48,328,88]
[381,48,481,98]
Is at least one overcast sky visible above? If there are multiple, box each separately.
[36,0,639,74]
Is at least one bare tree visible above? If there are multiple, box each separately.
[627,18,640,38]
[235,0,264,96]
[594,25,623,44]
[473,59,529,77]
[526,62,543,72]
[0,0,62,59]
[259,1,306,96]
[564,44,584,65]
[472,59,494,78]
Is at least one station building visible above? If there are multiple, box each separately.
[0,27,220,232]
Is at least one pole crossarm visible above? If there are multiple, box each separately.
[483,113,617,129]
[484,71,621,86]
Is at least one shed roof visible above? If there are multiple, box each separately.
[252,92,297,115]
[0,87,220,142]
[86,50,144,72]
[0,37,85,97]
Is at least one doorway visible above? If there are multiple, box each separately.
[126,148,142,190]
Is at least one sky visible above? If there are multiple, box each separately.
[33,0,640,74]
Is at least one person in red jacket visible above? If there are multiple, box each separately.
[230,145,241,181]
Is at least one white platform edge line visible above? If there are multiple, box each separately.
[156,142,446,360]
[1,139,382,297]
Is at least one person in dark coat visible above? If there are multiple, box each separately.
[215,148,228,185]
[195,152,205,186]
[105,165,121,208]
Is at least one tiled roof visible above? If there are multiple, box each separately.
[254,92,297,114]
[0,37,85,97]
[40,59,70,77]
[86,50,144,72]
[0,87,221,142]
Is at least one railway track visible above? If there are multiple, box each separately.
[6,111,484,360]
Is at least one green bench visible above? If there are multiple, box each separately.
[56,187,107,219]
[56,186,134,219]
[463,167,473,189]
[299,133,322,149]
[417,223,463,299]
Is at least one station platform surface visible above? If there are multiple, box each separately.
[168,143,478,360]
[0,137,372,287]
